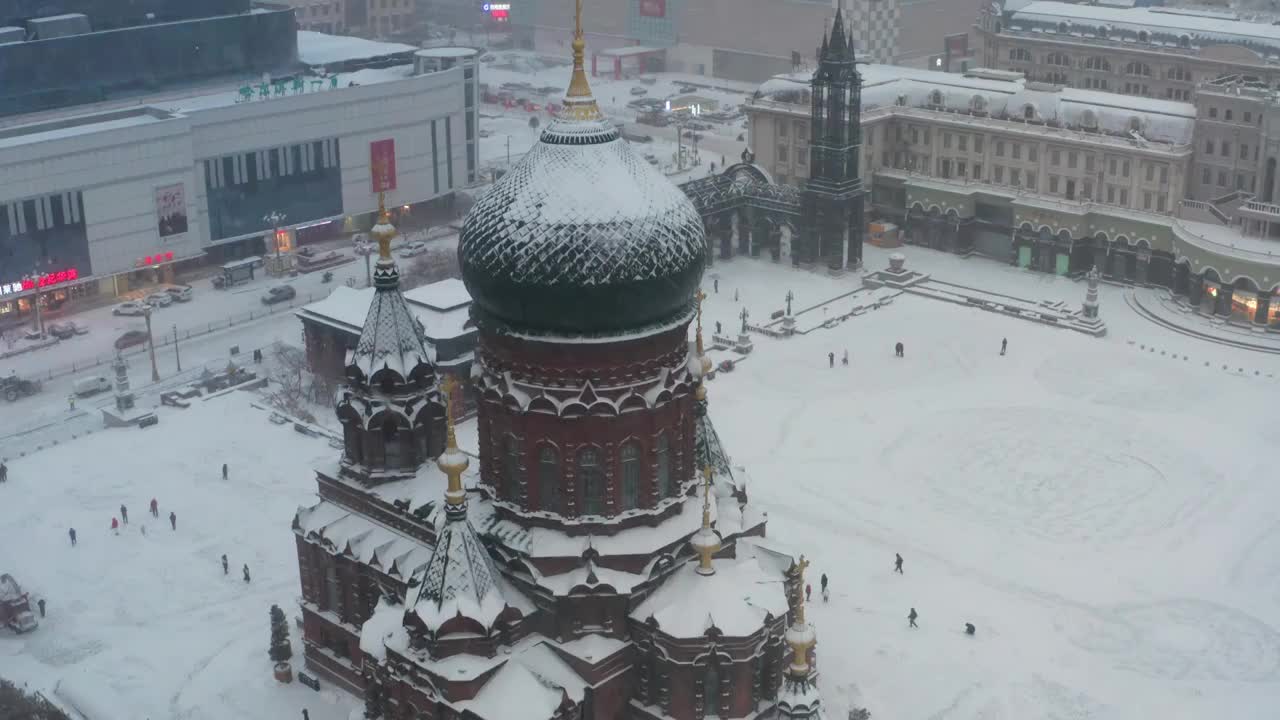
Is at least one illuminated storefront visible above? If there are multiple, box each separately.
[1231,289,1258,323]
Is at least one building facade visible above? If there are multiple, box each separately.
[746,62,1280,327]
[291,14,833,720]
[0,37,468,325]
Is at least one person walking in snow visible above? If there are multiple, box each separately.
[734,289,739,302]
[828,352,834,368]
[169,511,176,531]
[908,607,918,628]
[0,461,7,483]
[965,622,976,636]
[111,517,119,534]
[894,553,904,574]
[805,583,811,602]
[37,598,45,618]
[150,498,158,518]
[1000,337,1007,356]
[68,528,76,546]
[895,341,905,358]
[221,463,228,480]
[120,504,128,525]
[68,395,75,411]
[222,554,229,575]
[302,709,310,720]
[714,277,719,293]
[841,350,849,366]
[242,564,251,583]
[820,573,828,593]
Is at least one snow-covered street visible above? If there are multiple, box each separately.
[1,245,1278,719]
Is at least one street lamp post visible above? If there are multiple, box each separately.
[173,324,182,373]
[144,307,160,382]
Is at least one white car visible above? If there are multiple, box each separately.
[112,300,150,316]
[398,241,429,258]
[146,292,173,307]
[165,285,194,302]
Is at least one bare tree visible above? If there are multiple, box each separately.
[266,342,318,423]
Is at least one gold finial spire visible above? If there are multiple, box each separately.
[437,374,469,505]
[562,0,603,121]
[786,554,816,676]
[692,465,720,575]
[371,190,396,261]
[695,288,707,357]
[694,288,713,394]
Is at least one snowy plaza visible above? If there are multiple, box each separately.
[0,243,1277,720]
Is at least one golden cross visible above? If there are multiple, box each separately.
[574,0,583,39]
[441,374,458,450]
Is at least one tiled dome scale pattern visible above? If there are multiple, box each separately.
[459,118,707,335]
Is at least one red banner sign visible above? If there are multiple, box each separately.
[639,0,665,18]
[370,139,397,193]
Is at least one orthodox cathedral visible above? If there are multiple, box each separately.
[291,4,832,718]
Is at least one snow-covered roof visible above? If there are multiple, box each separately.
[294,500,435,578]
[405,278,471,312]
[297,30,418,65]
[1008,1,1280,55]
[359,598,411,662]
[348,254,435,381]
[298,281,474,344]
[757,63,1195,146]
[413,500,510,633]
[458,655,567,720]
[630,546,790,638]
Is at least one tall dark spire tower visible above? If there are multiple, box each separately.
[800,8,865,269]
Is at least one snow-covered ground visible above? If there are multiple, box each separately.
[2,245,1278,719]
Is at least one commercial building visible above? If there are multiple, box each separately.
[745,62,1280,328]
[510,0,983,82]
[0,26,472,327]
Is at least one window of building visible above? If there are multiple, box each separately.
[1241,144,1250,160]
[994,165,1004,183]
[796,121,807,140]
[1145,164,1154,182]
[970,95,987,114]
[957,160,967,177]
[1012,143,1022,160]
[1009,48,1032,62]
[576,448,605,516]
[1119,189,1128,205]
[539,446,560,513]
[1046,52,1070,67]
[620,442,641,510]
[1226,109,1234,121]
[930,90,944,107]
[1050,175,1060,193]
[1167,66,1191,81]
[1029,145,1038,162]
[995,140,1004,157]
[1026,173,1036,191]
[1160,166,1168,184]
[1125,61,1151,77]
[973,163,982,180]
[1084,56,1111,72]
[1108,157,1117,175]
[1218,171,1228,187]
[923,128,931,145]
[942,132,951,149]
[325,565,340,614]
[1202,167,1211,185]
[958,135,968,151]
[911,127,919,143]
[974,136,984,153]
[1157,194,1167,212]
[504,435,522,504]
[1084,77,1109,91]
[1010,168,1021,187]
[1023,104,1036,120]
[1209,107,1218,119]
[1245,111,1253,123]
[1122,160,1130,178]
[1143,191,1152,210]
[1067,151,1077,169]
[1082,180,1093,199]
[655,433,672,496]
[777,145,788,162]
[1051,149,1061,166]
[1221,142,1231,157]
[703,664,721,718]
[1107,185,1116,203]
[940,159,951,178]
[1085,154,1094,172]
[1237,173,1246,190]
[1165,88,1190,101]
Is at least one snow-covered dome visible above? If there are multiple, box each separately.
[459,37,705,336]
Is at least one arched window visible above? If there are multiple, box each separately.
[620,441,641,510]
[1125,61,1151,77]
[504,434,522,504]
[342,421,362,464]
[929,90,943,107]
[703,663,721,718]
[382,418,403,470]
[538,446,560,513]
[1179,34,1191,48]
[970,94,987,114]
[1080,109,1098,128]
[1057,22,1068,35]
[1096,25,1109,39]
[1128,116,1142,134]
[1137,30,1149,43]
[655,433,672,497]
[1009,48,1032,62]
[1084,56,1111,72]
[1023,104,1036,120]
[576,448,604,516]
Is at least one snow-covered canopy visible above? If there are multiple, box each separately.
[757,64,1195,146]
[296,31,418,66]
[630,544,790,638]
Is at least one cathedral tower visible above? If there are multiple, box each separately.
[800,7,866,270]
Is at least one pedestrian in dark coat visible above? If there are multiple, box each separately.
[841,350,848,366]
[908,607,918,628]
[805,583,811,602]
[169,511,177,530]
[1000,338,1007,356]
[242,564,251,583]
[302,709,310,720]
[714,277,719,293]
[221,463,228,480]
[828,352,834,368]
[120,504,128,525]
[715,321,722,335]
[150,498,158,517]
[895,342,904,358]
[37,598,45,618]
[965,622,976,636]
[894,553,904,574]
[68,528,76,546]
[820,573,828,592]
[222,554,229,575]
[0,462,7,482]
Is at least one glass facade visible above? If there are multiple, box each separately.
[203,138,343,242]
[0,191,91,286]
[628,0,677,47]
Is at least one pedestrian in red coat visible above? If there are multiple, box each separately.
[110,517,119,534]
[150,498,158,517]
[805,583,811,602]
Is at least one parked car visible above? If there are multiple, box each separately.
[114,329,149,350]
[0,574,38,634]
[165,285,193,302]
[73,375,112,397]
[47,322,77,339]
[113,300,150,316]
[629,86,648,96]
[399,241,429,258]
[261,285,297,305]
[0,375,41,402]
[146,292,173,307]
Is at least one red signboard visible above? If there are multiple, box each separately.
[639,0,665,19]
[370,139,397,193]
[0,268,81,296]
